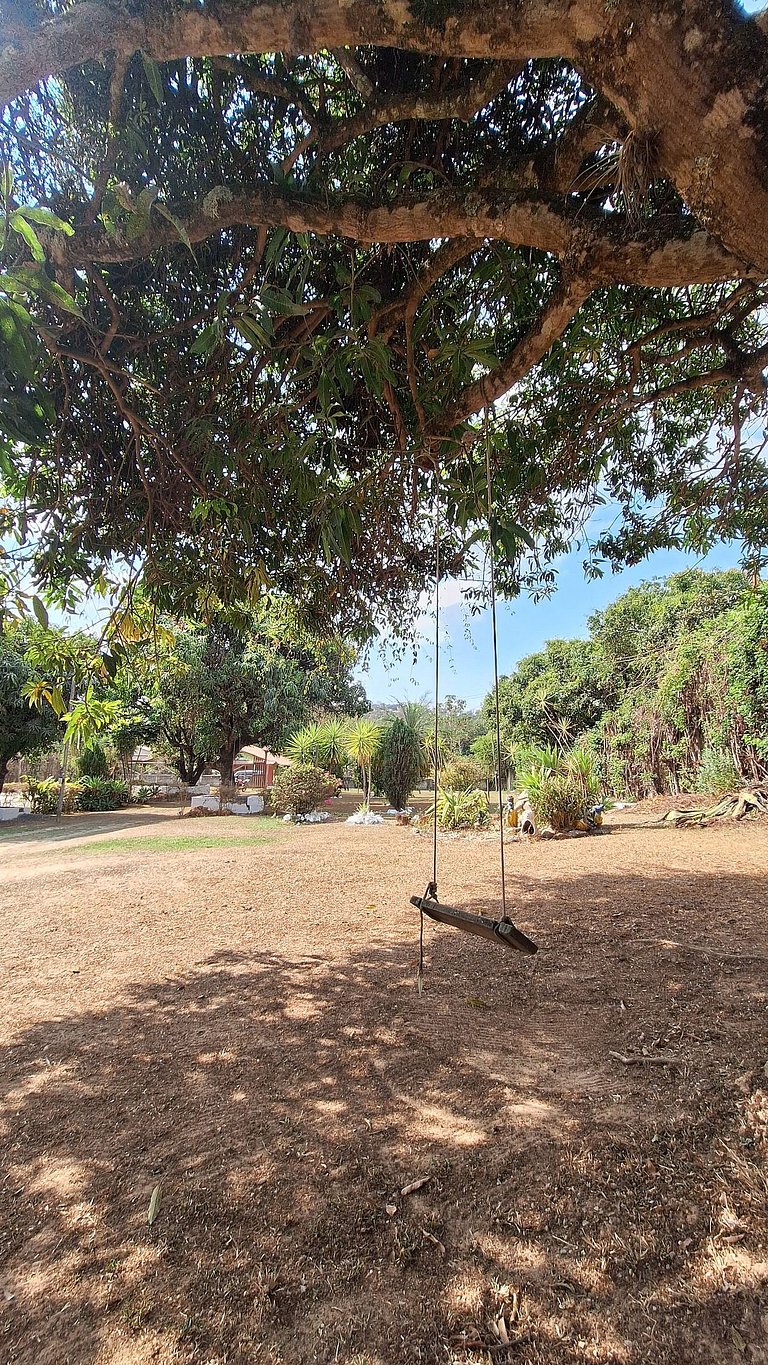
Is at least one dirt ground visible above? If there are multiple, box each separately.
[1,807,767,1365]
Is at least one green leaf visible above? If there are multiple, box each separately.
[141,53,165,106]
[16,207,74,236]
[190,323,220,357]
[233,314,272,349]
[258,287,311,317]
[10,266,84,318]
[155,202,194,257]
[31,595,49,629]
[0,161,14,202]
[10,213,44,262]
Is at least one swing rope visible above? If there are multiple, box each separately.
[418,461,441,994]
[484,407,508,922]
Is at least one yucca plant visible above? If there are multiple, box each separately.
[397,700,436,778]
[285,722,322,766]
[397,699,430,735]
[316,717,350,777]
[345,718,382,804]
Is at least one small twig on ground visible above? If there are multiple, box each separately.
[609,1051,681,1066]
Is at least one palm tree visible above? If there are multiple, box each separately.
[345,718,382,805]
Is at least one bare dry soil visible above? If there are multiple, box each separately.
[1,808,767,1365]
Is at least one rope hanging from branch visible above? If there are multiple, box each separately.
[412,416,538,989]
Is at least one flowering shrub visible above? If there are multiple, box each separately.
[270,765,340,817]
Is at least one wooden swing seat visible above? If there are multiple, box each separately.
[410,895,538,955]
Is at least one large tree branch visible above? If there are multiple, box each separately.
[320,62,522,156]
[4,0,768,278]
[54,187,762,289]
[0,1,576,108]
[434,274,592,429]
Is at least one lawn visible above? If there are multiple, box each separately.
[46,826,286,857]
[1,809,767,1364]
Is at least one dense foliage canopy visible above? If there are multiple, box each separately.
[0,2,767,634]
[479,569,768,797]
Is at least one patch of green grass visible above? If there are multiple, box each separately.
[58,828,285,856]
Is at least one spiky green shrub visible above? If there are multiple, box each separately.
[345,718,382,803]
[512,744,561,785]
[270,764,340,817]
[315,718,350,776]
[524,771,587,831]
[285,723,323,766]
[564,747,600,801]
[434,787,489,830]
[517,744,602,831]
[371,719,423,810]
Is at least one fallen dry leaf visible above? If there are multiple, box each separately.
[147,1183,162,1226]
[401,1176,431,1197]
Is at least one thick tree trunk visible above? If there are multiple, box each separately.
[218,739,237,788]
[0,755,9,795]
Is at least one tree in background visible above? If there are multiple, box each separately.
[436,697,483,758]
[0,633,59,792]
[470,733,497,788]
[371,719,424,811]
[482,639,615,767]
[118,602,368,786]
[144,622,305,787]
[590,574,768,796]
[479,570,768,798]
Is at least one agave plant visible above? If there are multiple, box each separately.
[345,718,382,804]
[512,743,562,789]
[431,785,489,830]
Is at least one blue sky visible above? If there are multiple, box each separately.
[355,540,744,709]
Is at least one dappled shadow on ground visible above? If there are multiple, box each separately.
[0,808,184,847]
[1,865,768,1364]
